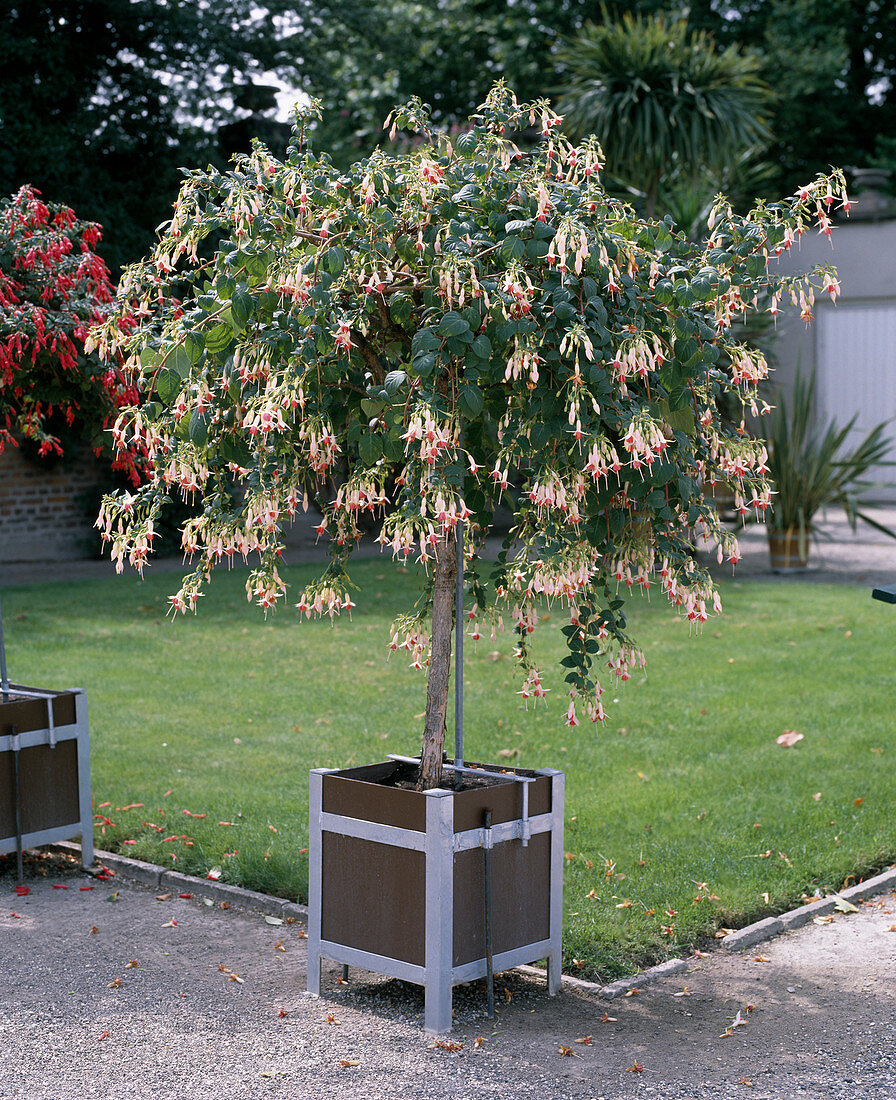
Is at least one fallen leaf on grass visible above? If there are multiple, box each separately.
[854,797,865,807]
[206,868,222,881]
[776,730,804,748]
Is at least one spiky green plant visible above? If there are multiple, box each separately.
[766,368,895,540]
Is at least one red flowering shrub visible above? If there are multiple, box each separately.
[0,185,141,482]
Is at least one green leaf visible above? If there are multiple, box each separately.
[438,311,471,338]
[500,235,525,263]
[169,345,191,379]
[206,323,234,354]
[472,334,492,359]
[458,383,484,419]
[358,430,383,465]
[325,246,345,276]
[184,331,205,363]
[189,410,209,447]
[230,287,253,331]
[139,347,158,373]
[360,398,385,418]
[155,367,181,405]
[383,370,407,396]
[412,329,441,355]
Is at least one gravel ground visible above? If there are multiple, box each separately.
[1,853,895,1100]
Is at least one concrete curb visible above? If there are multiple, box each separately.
[50,843,895,1000]
[50,842,308,921]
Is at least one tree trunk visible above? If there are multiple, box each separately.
[418,529,457,791]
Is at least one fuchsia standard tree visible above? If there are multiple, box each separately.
[0,186,140,482]
[91,86,846,790]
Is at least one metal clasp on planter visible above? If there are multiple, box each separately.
[386,754,535,846]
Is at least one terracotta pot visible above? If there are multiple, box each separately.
[768,529,810,571]
[306,758,564,1033]
[0,685,93,869]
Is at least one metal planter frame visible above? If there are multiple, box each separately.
[306,759,564,1033]
[0,685,93,871]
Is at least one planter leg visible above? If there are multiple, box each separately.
[547,769,565,996]
[423,789,455,1034]
[74,692,94,869]
[306,768,332,998]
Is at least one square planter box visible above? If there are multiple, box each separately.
[0,685,93,868]
[306,758,564,1033]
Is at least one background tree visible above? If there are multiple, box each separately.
[0,0,294,275]
[555,10,771,218]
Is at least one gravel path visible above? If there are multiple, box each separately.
[1,854,894,1100]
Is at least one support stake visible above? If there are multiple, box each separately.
[483,809,494,1018]
[11,725,23,885]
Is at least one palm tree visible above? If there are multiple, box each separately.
[556,10,771,218]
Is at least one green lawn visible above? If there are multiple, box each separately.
[3,558,893,980]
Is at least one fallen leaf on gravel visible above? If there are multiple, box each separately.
[14,886,30,896]
[125,961,138,968]
[161,918,178,928]
[108,978,123,988]
[813,915,834,925]
[672,987,692,997]
[624,987,641,997]
[776,730,804,747]
[10,912,22,919]
[738,1078,753,1086]
[97,1031,110,1042]
[691,949,710,958]
[105,893,120,903]
[600,1013,618,1022]
[886,925,896,932]
[278,1009,288,1018]
[339,1060,361,1067]
[626,1062,644,1074]
[52,884,69,890]
[558,1046,576,1057]
[89,926,99,934]
[474,1037,486,1048]
[155,893,172,901]
[715,928,736,939]
[435,1041,463,1052]
[575,1036,593,1045]
[264,916,284,925]
[80,886,95,892]
[297,929,307,939]
[833,896,860,913]
[326,1013,341,1024]
[753,955,771,963]
[273,940,285,951]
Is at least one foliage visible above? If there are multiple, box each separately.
[92,86,845,786]
[0,186,140,480]
[0,0,294,274]
[555,10,771,218]
[765,368,895,538]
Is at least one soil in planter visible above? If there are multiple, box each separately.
[379,759,541,793]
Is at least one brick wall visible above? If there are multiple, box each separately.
[0,443,112,563]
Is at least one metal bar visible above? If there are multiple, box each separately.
[452,811,554,852]
[317,940,425,985]
[483,809,494,1018]
[450,938,555,985]
[546,770,565,996]
[0,598,8,697]
[306,768,336,997]
[74,691,93,868]
[423,788,455,1034]
[11,726,23,884]
[341,964,349,982]
[387,753,536,786]
[872,584,896,604]
[454,420,465,789]
[318,810,426,850]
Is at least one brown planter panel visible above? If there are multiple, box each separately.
[0,686,77,734]
[321,832,426,966]
[452,830,551,966]
[0,740,81,836]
